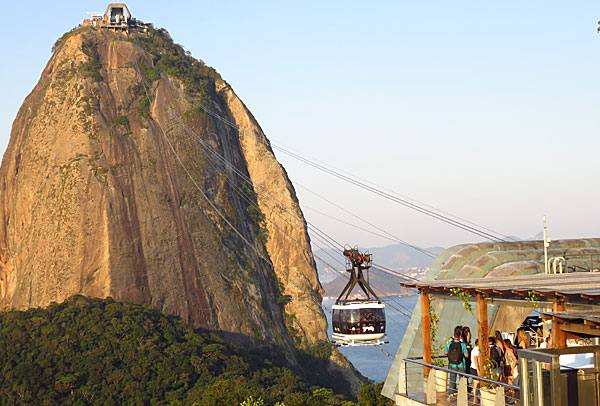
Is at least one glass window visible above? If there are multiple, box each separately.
[372,308,385,322]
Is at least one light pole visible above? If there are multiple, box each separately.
[543,217,551,274]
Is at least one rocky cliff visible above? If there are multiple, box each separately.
[0,24,342,377]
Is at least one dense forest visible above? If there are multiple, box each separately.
[0,296,391,405]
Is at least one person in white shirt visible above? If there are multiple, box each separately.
[470,339,480,399]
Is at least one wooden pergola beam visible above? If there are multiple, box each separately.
[476,292,490,376]
[552,296,567,349]
[420,289,432,377]
[561,323,600,336]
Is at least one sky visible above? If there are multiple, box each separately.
[0,1,599,251]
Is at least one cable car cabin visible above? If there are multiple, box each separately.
[330,247,388,347]
[331,301,386,343]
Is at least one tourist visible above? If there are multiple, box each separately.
[445,326,469,398]
[495,337,506,382]
[462,326,473,394]
[493,332,506,381]
[516,328,530,349]
[540,330,552,348]
[503,339,518,385]
[470,339,480,402]
[446,325,463,346]
[503,339,519,401]
[462,326,473,373]
[488,337,503,379]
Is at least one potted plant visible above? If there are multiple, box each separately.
[479,360,500,406]
[433,356,447,393]
[479,385,497,406]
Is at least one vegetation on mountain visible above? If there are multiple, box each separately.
[0,296,391,405]
[80,41,102,82]
[133,24,222,104]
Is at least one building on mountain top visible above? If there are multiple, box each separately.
[81,3,146,33]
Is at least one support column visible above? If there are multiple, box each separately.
[552,295,566,349]
[476,292,490,376]
[519,356,530,406]
[420,289,432,377]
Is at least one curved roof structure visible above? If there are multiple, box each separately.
[401,272,600,302]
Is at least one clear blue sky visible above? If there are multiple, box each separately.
[1,1,599,250]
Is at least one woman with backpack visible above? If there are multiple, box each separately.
[488,337,503,380]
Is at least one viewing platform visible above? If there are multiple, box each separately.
[391,272,600,406]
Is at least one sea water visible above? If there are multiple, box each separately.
[322,295,418,383]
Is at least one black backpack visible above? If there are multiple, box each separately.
[447,340,463,365]
[490,345,502,368]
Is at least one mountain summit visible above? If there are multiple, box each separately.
[0,15,353,382]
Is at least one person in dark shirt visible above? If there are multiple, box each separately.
[462,326,473,392]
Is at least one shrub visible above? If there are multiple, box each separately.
[0,296,365,405]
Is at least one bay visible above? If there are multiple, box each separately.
[322,295,418,383]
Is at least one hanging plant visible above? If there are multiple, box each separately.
[525,291,539,308]
[428,297,445,367]
[450,288,474,314]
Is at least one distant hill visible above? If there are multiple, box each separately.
[315,243,444,297]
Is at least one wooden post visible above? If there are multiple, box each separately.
[552,295,567,349]
[420,289,432,377]
[476,292,490,377]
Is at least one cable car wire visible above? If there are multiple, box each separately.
[165,107,346,252]
[370,263,420,282]
[133,48,419,340]
[130,50,417,355]
[163,69,512,244]
[272,141,519,243]
[296,182,438,259]
[273,145,507,242]
[155,76,425,284]
[131,52,343,317]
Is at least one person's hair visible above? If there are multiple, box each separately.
[474,338,479,346]
[462,326,471,340]
[488,336,496,344]
[494,330,502,339]
[517,328,530,348]
[454,326,463,338]
[503,338,514,351]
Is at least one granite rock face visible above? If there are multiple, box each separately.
[0,28,330,357]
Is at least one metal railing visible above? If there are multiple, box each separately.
[398,356,520,405]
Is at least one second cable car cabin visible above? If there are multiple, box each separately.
[331,247,387,347]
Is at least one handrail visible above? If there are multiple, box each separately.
[403,356,520,391]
